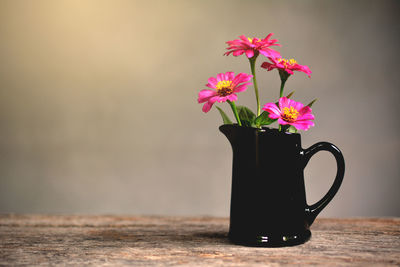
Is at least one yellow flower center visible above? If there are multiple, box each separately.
[281,106,299,122]
[216,80,233,96]
[247,37,260,43]
[277,58,297,68]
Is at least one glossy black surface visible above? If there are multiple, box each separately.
[220,124,345,247]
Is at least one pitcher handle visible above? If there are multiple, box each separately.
[302,142,345,226]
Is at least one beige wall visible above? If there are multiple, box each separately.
[0,0,399,217]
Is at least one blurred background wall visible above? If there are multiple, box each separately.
[0,0,399,217]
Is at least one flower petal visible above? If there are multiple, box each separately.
[298,106,312,116]
[261,62,273,69]
[216,73,225,82]
[285,69,294,75]
[202,96,219,113]
[239,35,249,43]
[207,77,218,88]
[227,94,238,102]
[297,113,315,121]
[300,65,312,77]
[290,120,315,130]
[259,49,280,58]
[245,49,254,58]
[293,100,304,111]
[278,118,289,125]
[198,89,217,103]
[225,71,235,81]
[232,73,252,85]
[264,33,273,41]
[233,83,250,92]
[262,103,281,118]
[268,113,280,119]
[233,50,244,56]
[279,97,291,109]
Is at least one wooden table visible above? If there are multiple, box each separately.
[0,215,399,266]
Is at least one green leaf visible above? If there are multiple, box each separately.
[216,106,233,125]
[281,125,291,132]
[286,90,295,99]
[254,111,277,127]
[288,126,298,133]
[306,98,317,107]
[237,106,256,127]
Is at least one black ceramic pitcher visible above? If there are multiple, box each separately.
[219,124,345,247]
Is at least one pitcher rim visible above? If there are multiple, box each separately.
[219,124,301,137]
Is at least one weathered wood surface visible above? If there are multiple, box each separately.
[0,215,399,266]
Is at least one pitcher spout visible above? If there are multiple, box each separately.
[219,124,258,147]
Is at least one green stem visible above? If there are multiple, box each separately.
[279,78,287,98]
[279,125,290,132]
[278,71,290,132]
[278,70,290,98]
[249,56,260,117]
[228,100,241,126]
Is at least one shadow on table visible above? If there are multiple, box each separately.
[86,229,231,246]
[184,232,230,244]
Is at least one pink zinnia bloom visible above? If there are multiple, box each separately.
[224,33,281,59]
[198,72,252,113]
[262,97,315,131]
[261,57,312,77]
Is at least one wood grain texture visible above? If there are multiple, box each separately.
[0,215,399,266]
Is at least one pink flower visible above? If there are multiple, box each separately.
[262,97,315,131]
[261,57,312,77]
[198,72,252,113]
[224,33,281,59]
